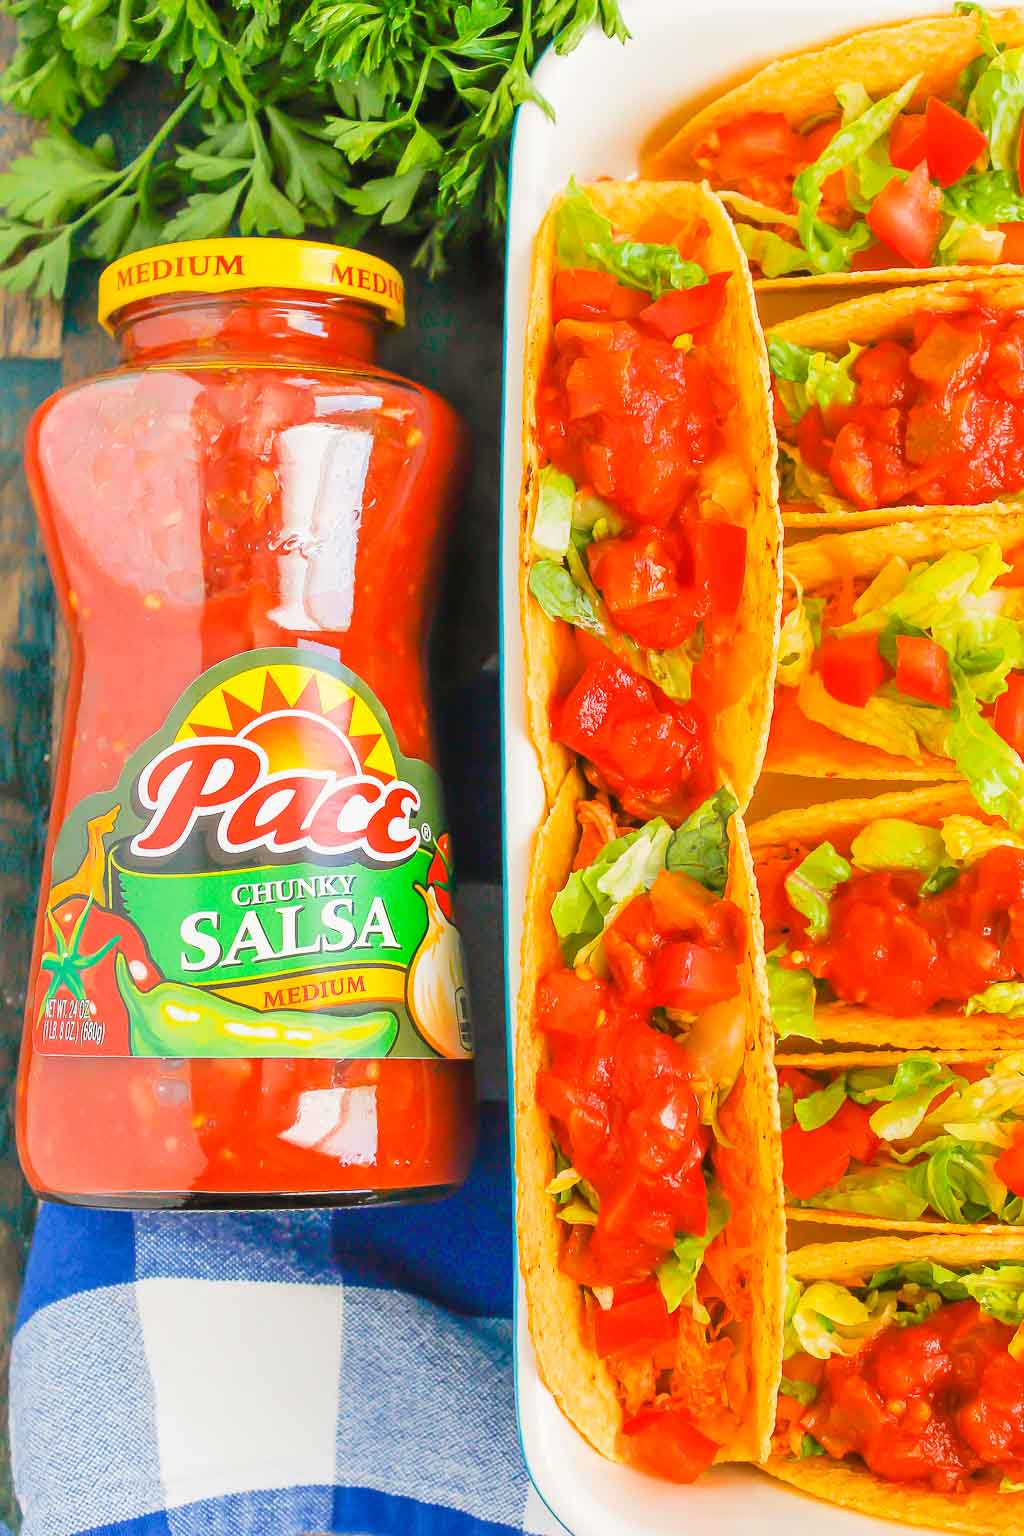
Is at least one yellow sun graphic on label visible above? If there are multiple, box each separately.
[176,663,397,780]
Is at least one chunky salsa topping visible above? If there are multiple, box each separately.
[777,1055,1024,1224]
[695,10,1024,277]
[771,308,1024,514]
[759,812,1024,1028]
[535,790,750,1481]
[774,540,1024,828]
[779,1264,1024,1491]
[529,185,749,818]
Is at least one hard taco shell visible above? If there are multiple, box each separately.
[514,772,786,1465]
[647,11,1024,291]
[772,279,1024,528]
[750,781,1024,1048]
[782,1047,1024,1235]
[520,180,781,812]
[766,1231,1024,1533]
[768,511,1024,780]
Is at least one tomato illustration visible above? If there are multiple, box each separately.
[33,896,159,1056]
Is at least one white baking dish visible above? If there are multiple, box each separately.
[500,1,957,1532]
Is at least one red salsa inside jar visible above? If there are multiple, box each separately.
[18,238,476,1207]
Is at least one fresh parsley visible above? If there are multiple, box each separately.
[0,0,630,297]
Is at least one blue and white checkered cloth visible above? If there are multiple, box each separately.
[9,890,562,1536]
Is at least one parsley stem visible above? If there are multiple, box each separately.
[64,81,204,238]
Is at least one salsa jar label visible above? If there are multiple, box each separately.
[33,649,473,1061]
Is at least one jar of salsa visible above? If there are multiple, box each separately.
[17,238,476,1208]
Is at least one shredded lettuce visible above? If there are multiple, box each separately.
[968,981,1024,1017]
[656,1187,730,1317]
[849,819,946,877]
[528,559,603,634]
[531,466,575,560]
[784,842,851,940]
[949,665,1024,831]
[942,814,1024,864]
[836,546,1008,638]
[767,949,817,1041]
[735,222,819,278]
[793,75,919,268]
[967,44,1024,172]
[944,169,1024,226]
[914,1144,1008,1224]
[794,1075,847,1131]
[788,1280,897,1360]
[797,671,924,760]
[551,818,672,963]
[665,786,737,895]
[778,597,821,686]
[557,181,707,297]
[798,1165,931,1222]
[835,80,904,209]
[767,337,864,423]
[871,1260,1024,1326]
[779,446,856,516]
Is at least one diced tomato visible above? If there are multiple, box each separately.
[994,673,1024,757]
[552,268,649,322]
[593,1282,679,1358]
[867,161,943,269]
[554,656,710,809]
[535,971,609,1038]
[977,846,1024,918]
[622,1402,719,1483]
[777,1066,818,1101]
[924,98,987,188]
[889,112,927,171]
[830,1096,880,1165]
[854,339,914,407]
[782,1120,851,1200]
[819,633,886,708]
[829,422,876,508]
[997,1125,1024,1198]
[535,1067,577,1128]
[648,867,717,934]
[651,940,738,1010]
[603,926,655,1005]
[587,530,682,612]
[850,238,907,272]
[692,520,746,615]
[895,634,952,708]
[639,274,730,341]
[909,319,989,390]
[707,112,801,183]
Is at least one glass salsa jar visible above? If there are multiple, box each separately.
[17,238,476,1208]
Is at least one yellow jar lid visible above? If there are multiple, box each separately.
[98,237,405,332]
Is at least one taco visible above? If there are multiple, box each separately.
[767,512,1024,823]
[520,179,780,819]
[751,780,1024,1049]
[768,1233,1024,1530]
[648,4,1024,286]
[515,772,785,1479]
[779,1050,1024,1231]
[768,277,1024,527]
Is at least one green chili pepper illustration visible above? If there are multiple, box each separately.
[115,954,399,1059]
